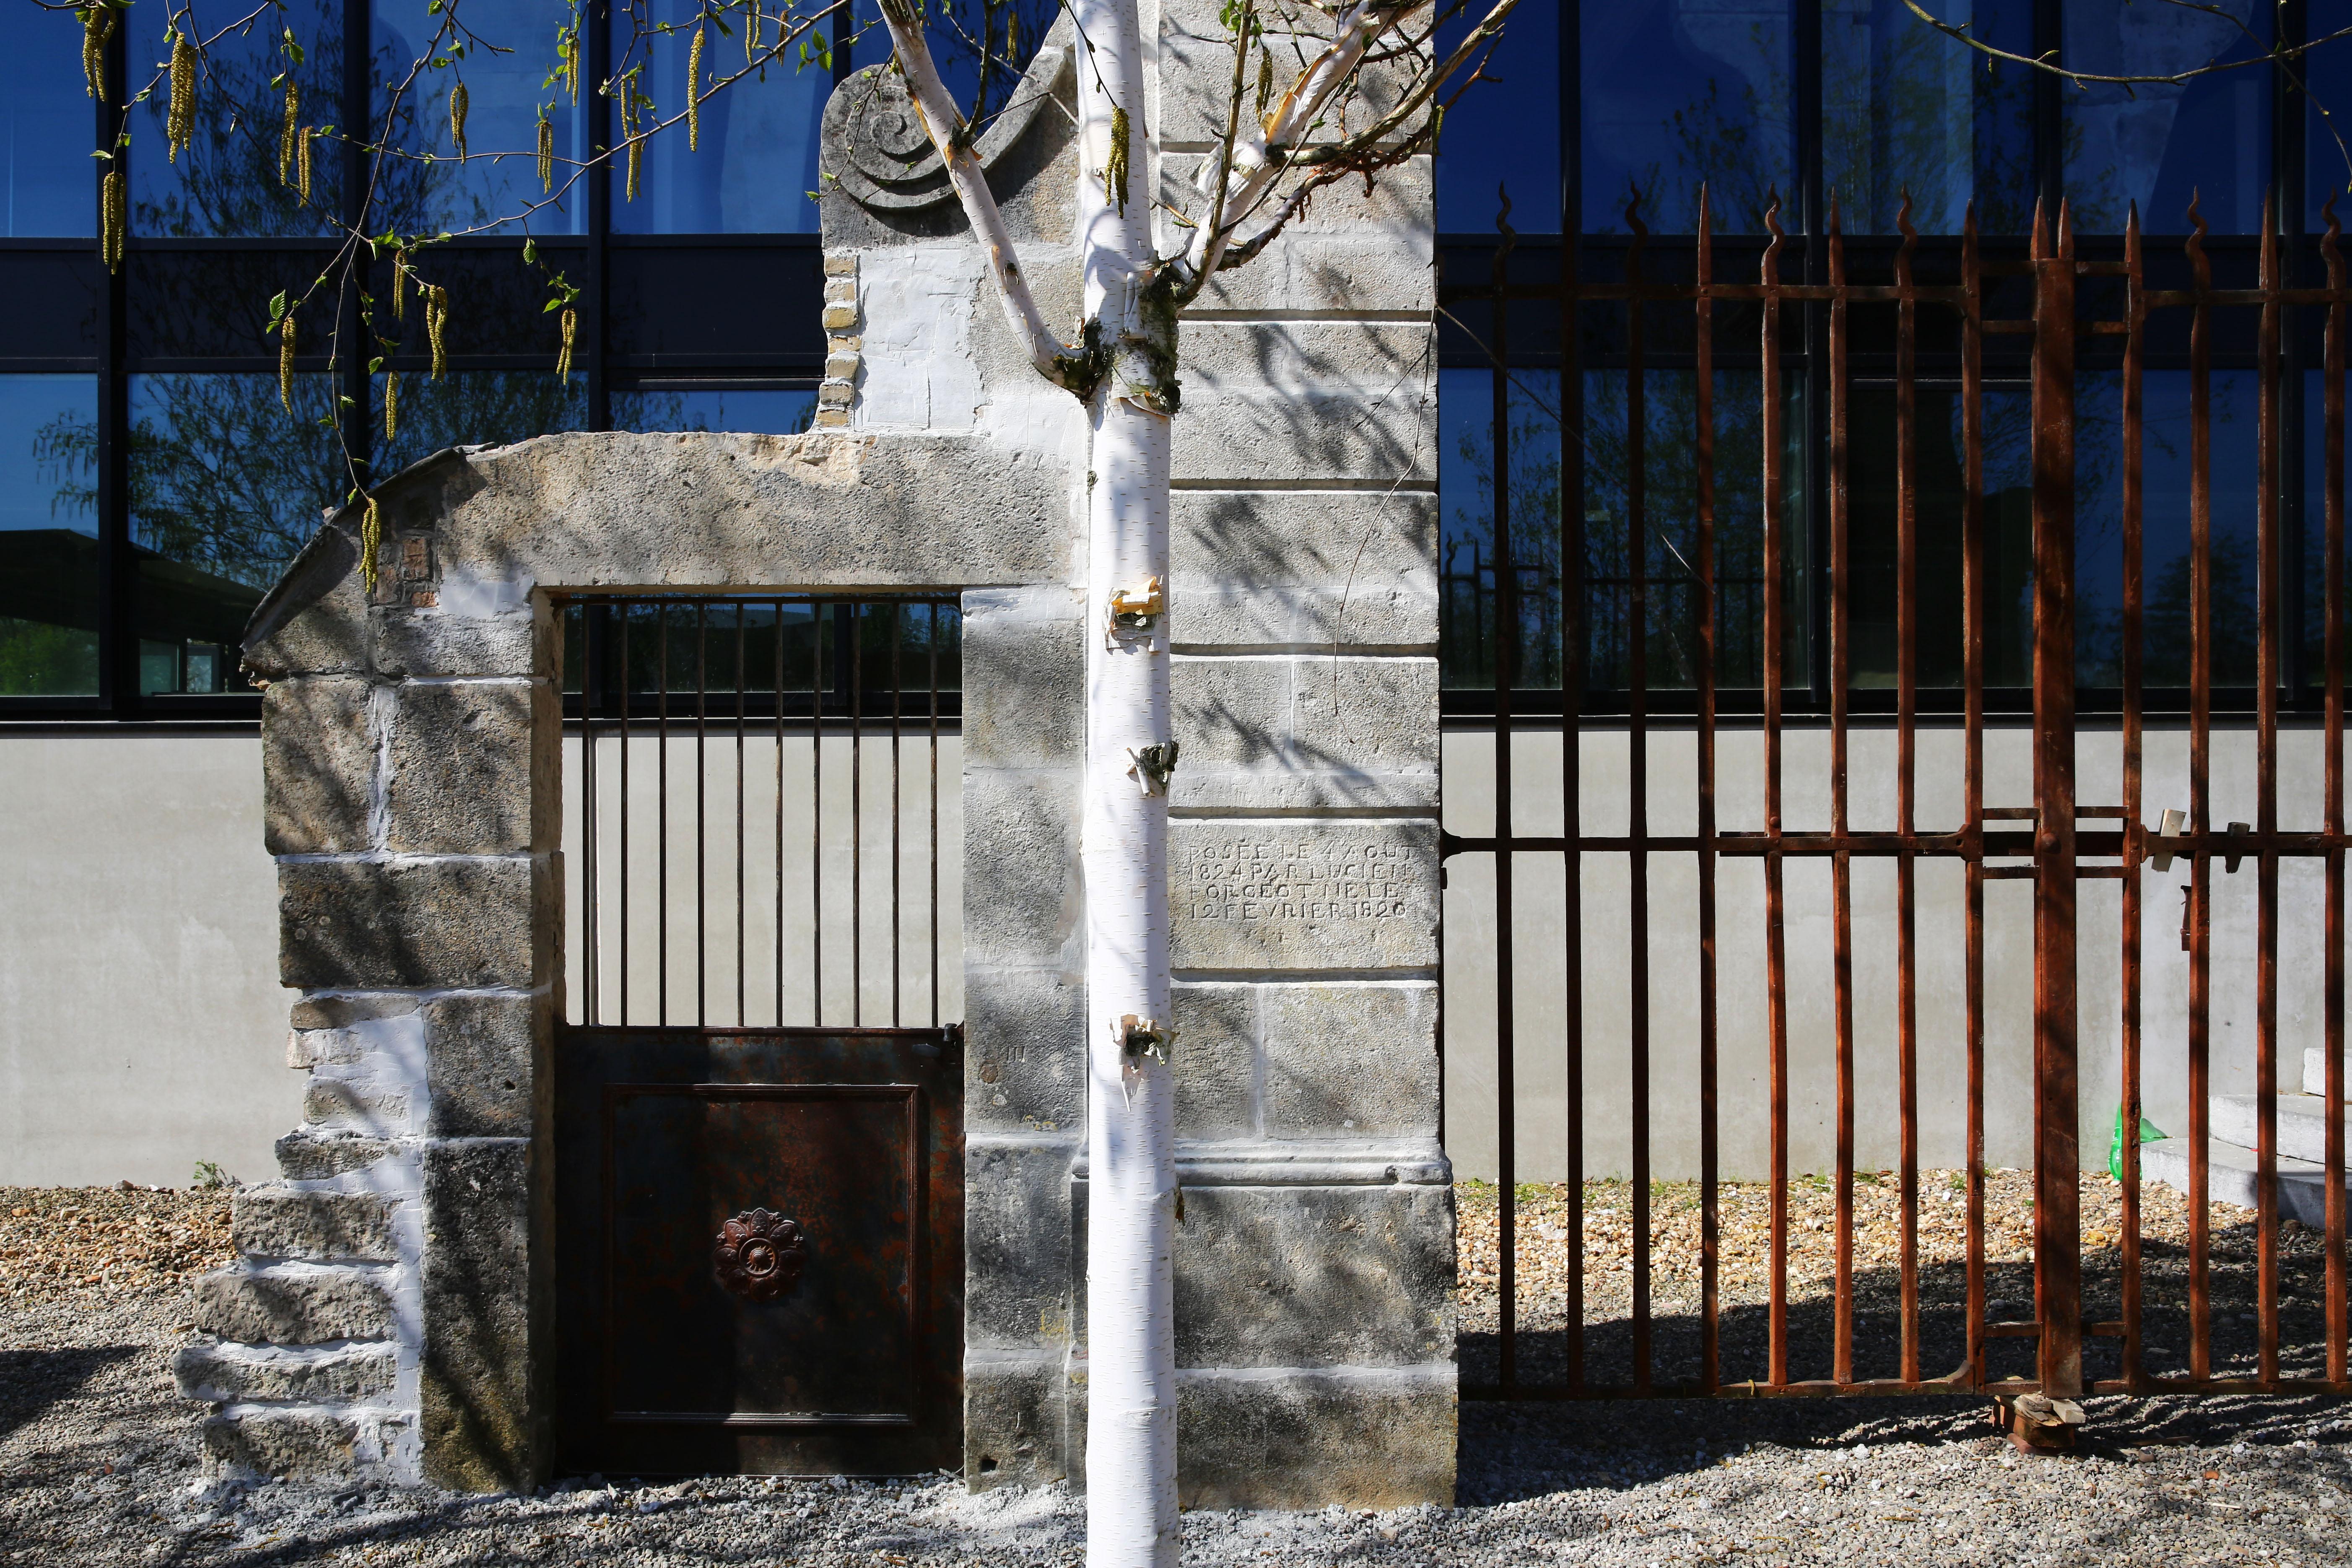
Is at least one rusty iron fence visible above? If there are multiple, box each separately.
[558,592,963,1032]
[1441,192,2352,1405]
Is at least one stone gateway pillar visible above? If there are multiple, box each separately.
[187,3,1450,1504]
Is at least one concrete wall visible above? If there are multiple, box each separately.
[1442,719,2345,1182]
[0,731,304,1189]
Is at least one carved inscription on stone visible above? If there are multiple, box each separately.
[1173,823,1436,969]
[1186,838,1415,924]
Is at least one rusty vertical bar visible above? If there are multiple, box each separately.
[2325,203,2348,1389]
[1487,206,1519,1396]
[2188,202,2215,1382]
[583,606,600,1027]
[813,597,826,1026]
[579,606,597,1029]
[1962,206,1988,1388]
[785,594,795,1025]
[2256,196,2284,1388]
[2031,200,2083,1399]
[1894,197,1922,1386]
[1626,198,1654,1394]
[696,600,709,1030]
[737,602,749,1028]
[1762,195,1792,1389]
[1560,195,1587,1395]
[658,604,671,1027]
[892,601,904,1028]
[620,605,631,1028]
[931,602,944,1030]
[1827,197,1856,1388]
[1695,187,1721,1394]
[851,601,865,1028]
[2121,207,2148,1388]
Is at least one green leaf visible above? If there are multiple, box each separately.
[368,356,384,373]
[267,290,288,325]
[522,237,538,264]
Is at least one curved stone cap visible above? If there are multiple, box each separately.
[820,14,1075,211]
[240,429,1074,679]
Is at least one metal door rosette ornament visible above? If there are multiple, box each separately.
[714,1208,809,1302]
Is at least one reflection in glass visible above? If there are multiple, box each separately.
[889,0,1054,137]
[2306,372,2346,691]
[135,0,342,237]
[1821,0,2033,235]
[1435,0,1560,232]
[2091,371,2260,688]
[0,8,93,236]
[2064,0,2269,234]
[612,388,818,433]
[372,0,586,235]
[1442,365,1802,695]
[0,376,101,693]
[2309,1,2352,226]
[610,0,833,233]
[1843,382,2034,689]
[376,370,587,477]
[127,375,348,695]
[1584,0,1795,234]
[564,596,962,703]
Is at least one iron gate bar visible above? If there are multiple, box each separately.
[1628,197,1654,1395]
[564,594,959,1035]
[1828,199,1857,1390]
[1445,182,2352,1403]
[2331,209,2351,1391]
[1761,196,1792,1392]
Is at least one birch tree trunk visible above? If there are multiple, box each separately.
[1070,3,1180,1562]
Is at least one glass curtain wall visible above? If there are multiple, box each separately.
[0,0,847,711]
[1440,0,2330,714]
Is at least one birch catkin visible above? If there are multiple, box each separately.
[280,80,299,184]
[687,23,705,152]
[623,82,642,202]
[556,307,576,378]
[426,285,449,380]
[82,5,112,102]
[298,128,314,203]
[561,32,579,104]
[361,494,382,594]
[392,255,407,321]
[167,31,197,162]
[1106,104,1131,214]
[383,370,399,444]
[449,81,469,160]
[537,110,554,192]
[100,167,125,272]
[278,309,296,413]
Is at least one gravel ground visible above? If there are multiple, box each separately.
[7,1183,2352,1565]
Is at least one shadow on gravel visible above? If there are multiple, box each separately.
[1456,1390,2352,1506]
[0,1345,135,1442]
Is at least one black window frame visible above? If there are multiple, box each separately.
[1440,0,2337,720]
[0,0,849,725]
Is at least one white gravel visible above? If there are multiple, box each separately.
[5,1189,2352,1565]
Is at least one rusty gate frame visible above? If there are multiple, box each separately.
[1442,190,2352,1404]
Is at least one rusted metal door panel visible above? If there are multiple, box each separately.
[555,1026,963,1476]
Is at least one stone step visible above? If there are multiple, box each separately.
[175,1340,397,1404]
[2210,1095,2352,1167]
[275,1129,392,1182]
[232,1185,397,1262]
[2141,1137,2352,1228]
[190,1263,395,1346]
[2303,1047,2352,1099]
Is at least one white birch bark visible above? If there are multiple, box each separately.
[1069,2,1180,1562]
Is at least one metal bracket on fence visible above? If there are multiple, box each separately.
[2225,821,2253,873]
[2148,807,2187,872]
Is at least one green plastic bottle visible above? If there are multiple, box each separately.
[2108,1105,2167,1181]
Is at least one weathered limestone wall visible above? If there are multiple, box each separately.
[819,0,1451,1508]
[190,433,1074,1488]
